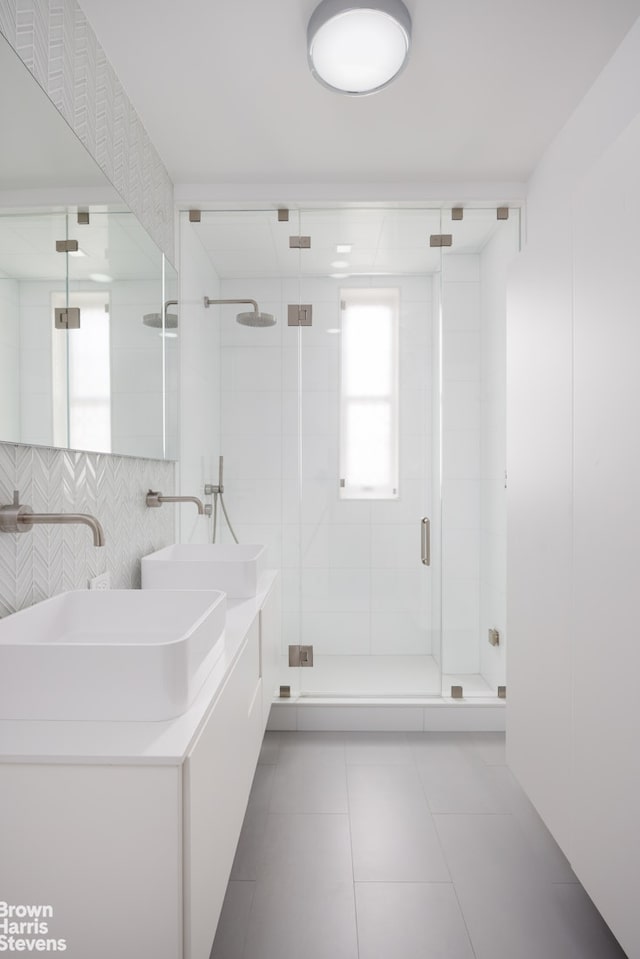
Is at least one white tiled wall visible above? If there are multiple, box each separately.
[109,280,165,459]
[177,216,222,544]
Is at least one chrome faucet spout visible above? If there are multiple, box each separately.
[25,513,106,547]
[146,490,205,515]
[0,491,105,546]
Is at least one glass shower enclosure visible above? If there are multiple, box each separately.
[186,205,519,702]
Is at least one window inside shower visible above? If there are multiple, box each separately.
[339,287,399,500]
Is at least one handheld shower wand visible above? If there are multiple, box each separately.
[205,455,239,544]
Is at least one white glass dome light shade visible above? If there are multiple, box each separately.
[307,0,412,96]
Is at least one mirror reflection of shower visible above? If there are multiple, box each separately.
[142,299,178,337]
[203,296,277,327]
[205,455,239,544]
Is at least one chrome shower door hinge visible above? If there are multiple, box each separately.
[54,307,81,329]
[289,235,311,249]
[498,686,507,699]
[430,234,453,248]
[497,207,510,220]
[55,239,79,253]
[288,304,313,326]
[288,645,314,667]
[451,685,464,699]
[488,628,500,647]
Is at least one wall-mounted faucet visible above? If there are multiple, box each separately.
[146,490,205,515]
[0,491,105,547]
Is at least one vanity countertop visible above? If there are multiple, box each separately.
[0,571,278,766]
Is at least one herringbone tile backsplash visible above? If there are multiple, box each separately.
[0,442,175,617]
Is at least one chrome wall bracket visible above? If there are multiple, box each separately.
[278,208,289,222]
[488,628,500,647]
[451,685,464,699]
[452,207,464,220]
[497,207,509,220]
[430,234,453,248]
[188,209,201,223]
[498,686,507,699]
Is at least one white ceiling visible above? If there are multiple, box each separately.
[79,0,640,187]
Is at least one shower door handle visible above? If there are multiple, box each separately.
[421,517,431,566]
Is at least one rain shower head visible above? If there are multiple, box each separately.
[203,297,277,327]
[236,309,276,327]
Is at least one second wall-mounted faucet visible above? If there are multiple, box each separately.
[146,490,207,515]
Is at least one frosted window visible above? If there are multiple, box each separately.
[340,288,399,499]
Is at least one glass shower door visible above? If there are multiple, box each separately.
[293,207,443,698]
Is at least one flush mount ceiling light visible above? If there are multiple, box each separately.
[307,0,412,96]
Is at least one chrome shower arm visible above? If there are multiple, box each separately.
[204,297,259,314]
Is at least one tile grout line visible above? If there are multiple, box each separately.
[345,746,363,959]
[416,735,481,959]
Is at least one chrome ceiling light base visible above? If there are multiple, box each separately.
[307,0,412,96]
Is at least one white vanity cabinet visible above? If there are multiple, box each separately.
[184,616,263,959]
[0,574,279,959]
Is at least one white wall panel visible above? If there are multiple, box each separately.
[507,18,640,958]
[571,113,640,959]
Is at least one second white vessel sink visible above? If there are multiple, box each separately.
[0,589,226,722]
[142,543,266,598]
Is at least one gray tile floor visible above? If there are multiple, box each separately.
[210,731,627,959]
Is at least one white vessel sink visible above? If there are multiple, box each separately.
[0,589,226,722]
[142,544,266,598]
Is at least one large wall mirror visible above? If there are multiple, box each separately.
[0,34,177,460]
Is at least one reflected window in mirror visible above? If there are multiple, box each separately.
[52,292,111,452]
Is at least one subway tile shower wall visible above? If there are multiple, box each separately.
[0,443,175,617]
[0,0,174,259]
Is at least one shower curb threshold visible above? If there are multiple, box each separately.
[267,697,505,732]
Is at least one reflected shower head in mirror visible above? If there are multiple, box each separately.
[143,299,178,329]
[203,297,276,327]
